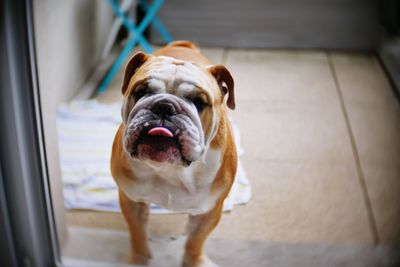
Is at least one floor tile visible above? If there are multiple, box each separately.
[225,49,357,163]
[67,210,189,237]
[224,50,339,109]
[330,54,399,109]
[230,102,353,163]
[332,53,400,243]
[222,50,372,243]
[363,163,400,243]
[346,108,400,167]
[67,211,126,231]
[63,227,399,267]
[213,159,372,243]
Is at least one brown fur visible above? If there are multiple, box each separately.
[110,41,237,266]
[154,41,210,65]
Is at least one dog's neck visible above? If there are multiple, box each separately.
[129,146,221,193]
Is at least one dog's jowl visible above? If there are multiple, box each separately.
[110,41,237,267]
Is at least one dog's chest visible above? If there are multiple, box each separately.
[123,149,221,215]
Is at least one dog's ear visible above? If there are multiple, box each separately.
[121,52,150,95]
[208,65,235,110]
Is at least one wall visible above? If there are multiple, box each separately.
[33,0,113,246]
[151,0,379,50]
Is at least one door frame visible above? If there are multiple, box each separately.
[0,0,61,266]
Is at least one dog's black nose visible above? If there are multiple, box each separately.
[151,102,176,117]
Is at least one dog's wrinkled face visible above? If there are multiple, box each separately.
[121,53,234,167]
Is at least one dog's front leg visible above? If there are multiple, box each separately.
[183,201,223,267]
[119,190,152,265]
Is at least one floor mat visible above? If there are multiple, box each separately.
[57,100,251,213]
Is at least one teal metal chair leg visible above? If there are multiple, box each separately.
[107,0,156,53]
[98,36,137,94]
[98,0,171,94]
[139,0,173,43]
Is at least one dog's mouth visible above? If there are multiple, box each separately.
[124,95,205,167]
[128,120,192,166]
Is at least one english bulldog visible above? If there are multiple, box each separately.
[110,40,237,267]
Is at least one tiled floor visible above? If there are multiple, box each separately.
[331,54,400,243]
[67,48,400,246]
[63,227,400,267]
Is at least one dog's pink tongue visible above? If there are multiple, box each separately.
[148,127,173,138]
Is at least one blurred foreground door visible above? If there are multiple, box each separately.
[0,0,60,266]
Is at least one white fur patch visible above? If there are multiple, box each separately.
[121,148,222,215]
[147,78,166,92]
[144,56,215,97]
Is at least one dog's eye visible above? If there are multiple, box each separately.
[134,89,149,102]
[193,97,206,112]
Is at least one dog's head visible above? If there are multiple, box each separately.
[121,52,235,167]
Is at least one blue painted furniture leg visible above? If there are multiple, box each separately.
[108,0,154,54]
[98,0,167,94]
[139,0,173,43]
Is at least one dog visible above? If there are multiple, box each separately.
[110,40,237,267]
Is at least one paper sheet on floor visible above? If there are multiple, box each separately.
[57,100,251,214]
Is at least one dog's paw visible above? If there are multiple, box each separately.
[182,254,219,267]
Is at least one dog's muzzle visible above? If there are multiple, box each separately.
[123,94,205,166]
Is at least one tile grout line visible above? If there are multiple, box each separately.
[327,53,380,245]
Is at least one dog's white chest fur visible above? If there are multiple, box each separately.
[122,148,222,215]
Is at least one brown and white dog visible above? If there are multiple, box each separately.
[110,41,237,267]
